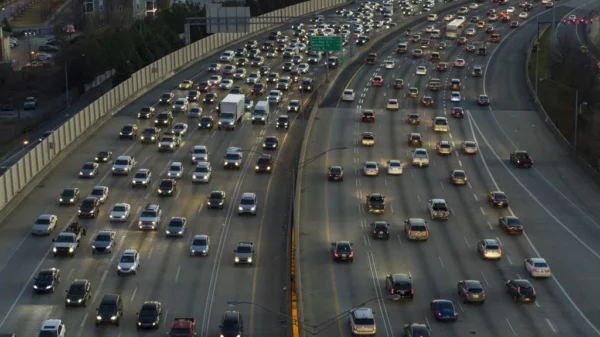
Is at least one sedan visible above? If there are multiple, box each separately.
[208,75,222,85]
[450,92,461,102]
[430,300,457,322]
[454,59,466,67]
[457,280,486,303]
[79,162,99,178]
[499,216,523,234]
[478,238,502,259]
[387,99,399,110]
[384,60,395,69]
[451,107,464,118]
[32,214,58,235]
[233,68,247,79]
[466,28,476,36]
[462,141,478,154]
[94,151,112,163]
[109,203,131,222]
[387,160,403,175]
[477,94,491,105]
[519,12,528,19]
[297,63,310,73]
[488,191,509,207]
[416,66,427,75]
[219,79,233,89]
[363,161,379,176]
[89,186,109,203]
[524,257,551,278]
[172,123,188,136]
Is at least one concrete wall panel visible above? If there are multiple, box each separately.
[23,153,32,182]
[7,167,16,197]
[16,159,25,189]
[0,175,6,208]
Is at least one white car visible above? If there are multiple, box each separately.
[416,66,427,75]
[32,214,58,235]
[192,162,212,183]
[387,160,403,175]
[427,14,438,21]
[412,148,430,167]
[190,234,210,256]
[466,28,476,36]
[478,239,502,259]
[219,79,233,89]
[112,156,135,175]
[109,203,131,222]
[39,319,66,337]
[297,63,310,73]
[246,73,261,84]
[457,7,469,14]
[433,117,449,132]
[117,249,140,275]
[172,123,188,136]
[469,3,479,9]
[208,75,222,85]
[219,50,235,62]
[519,12,528,19]
[89,186,109,203]
[450,91,461,102]
[507,6,515,13]
[168,162,184,179]
[384,60,395,69]
[191,145,209,164]
[342,89,356,101]
[387,99,399,110]
[444,14,454,21]
[525,258,552,278]
[363,161,379,176]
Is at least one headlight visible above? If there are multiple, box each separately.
[218,121,222,124]
[79,172,83,175]
[166,230,171,234]
[235,162,239,166]
[193,175,197,179]
[235,257,240,262]
[138,322,142,326]
[33,285,38,289]
[69,248,74,252]
[59,198,63,202]
[263,144,266,148]
[267,167,271,170]
[177,231,183,234]
[46,285,52,289]
[247,258,252,263]
[96,316,102,320]
[202,250,207,253]
[255,166,259,169]
[53,248,57,252]
[111,316,117,320]
[152,322,156,326]
[78,299,82,303]
[152,221,157,225]
[92,245,96,249]
[70,198,74,202]
[158,189,162,193]
[251,207,256,211]
[118,265,122,270]
[239,207,243,211]
[154,120,158,123]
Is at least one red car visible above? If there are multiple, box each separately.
[451,107,465,118]
[421,96,434,106]
[371,76,384,86]
[197,82,212,92]
[457,37,468,45]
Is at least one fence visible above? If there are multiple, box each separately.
[0,0,347,214]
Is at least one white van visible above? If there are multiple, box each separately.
[427,13,438,21]
[252,101,270,124]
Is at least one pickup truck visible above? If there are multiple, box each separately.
[366,193,386,214]
[158,133,181,151]
[168,318,196,337]
[52,231,83,257]
[428,199,450,220]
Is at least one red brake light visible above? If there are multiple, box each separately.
[373,230,377,234]
[390,289,394,294]
[454,312,457,316]
[334,253,339,258]
[590,18,594,23]
[437,312,442,317]
[533,268,538,272]
[349,252,354,257]
[562,19,567,24]
[465,292,470,297]
[518,226,523,230]
[410,289,414,294]
[483,250,487,254]
[580,18,585,23]
[362,114,366,117]
[407,230,411,235]
[517,286,521,293]
[482,292,486,296]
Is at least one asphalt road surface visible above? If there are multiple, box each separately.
[298,0,600,337]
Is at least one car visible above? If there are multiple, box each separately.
[155,111,173,126]
[407,114,420,125]
[444,14,454,21]
[166,217,186,236]
[220,79,234,89]
[451,107,465,118]
[236,58,249,67]
[342,89,356,101]
[421,96,434,106]
[363,161,379,176]
[362,110,375,122]
[263,136,279,150]
[136,301,162,329]
[219,312,245,337]
[328,166,344,181]
[489,33,501,43]
[92,230,116,253]
[32,214,58,235]
[179,80,194,89]
[386,160,403,175]
[457,37,468,45]
[430,299,457,321]
[208,63,221,72]
[519,11,528,18]
[138,204,162,230]
[171,123,188,137]
[499,216,524,234]
[404,323,430,337]
[94,151,112,163]
[477,21,485,28]
[433,117,448,131]
[78,197,100,218]
[276,115,290,129]
[297,63,309,73]
[109,203,131,222]
[287,100,301,112]
[79,162,99,178]
[371,76,384,86]
[65,279,91,307]
[478,238,502,259]
[138,106,155,119]
[485,25,495,33]
[384,60,395,69]
[159,92,175,104]
[525,257,551,278]
[233,68,247,79]
[462,141,478,154]
[428,198,450,220]
[472,66,483,77]
[39,319,66,337]
[207,190,226,209]
[168,162,184,179]
[132,168,151,187]
[33,268,60,292]
[234,242,255,264]
[488,13,498,21]
[203,92,218,103]
[366,193,386,214]
[157,132,181,151]
[437,141,452,155]
[465,44,475,52]
[386,99,399,110]
[546,1,553,8]
[437,62,448,71]
[450,91,461,102]
[191,145,209,164]
[415,66,427,75]
[158,179,176,196]
[371,221,390,239]
[117,249,140,275]
[208,75,223,86]
[187,91,200,102]
[506,279,536,302]
[407,87,419,98]
[190,234,210,256]
[488,191,509,207]
[220,50,235,62]
[244,99,255,111]
[141,127,161,143]
[510,20,519,28]
[412,49,423,58]
[332,241,354,261]
[238,192,258,215]
[450,79,462,91]
[408,133,422,146]
[458,280,486,303]
[477,94,491,105]
[412,148,430,167]
[59,188,80,205]
[96,294,123,326]
[197,81,212,92]
[510,150,533,167]
[267,90,283,104]
[454,58,466,67]
[348,308,376,335]
[448,169,467,185]
[393,79,405,89]
[252,83,266,95]
[89,185,109,203]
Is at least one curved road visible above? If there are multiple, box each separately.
[299,0,600,337]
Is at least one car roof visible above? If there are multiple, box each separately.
[144,204,159,210]
[513,279,532,286]
[97,230,114,235]
[142,301,160,309]
[353,307,374,318]
[100,294,120,303]
[41,319,62,329]
[38,214,54,220]
[137,168,150,173]
[439,141,451,145]
[116,155,131,160]
[170,162,182,166]
[241,192,256,199]
[196,162,210,168]
[464,280,483,288]
[83,197,98,202]
[193,234,209,240]
[391,273,411,282]
[483,238,499,245]
[410,132,421,136]
[529,257,547,263]
[123,249,138,255]
[92,185,107,190]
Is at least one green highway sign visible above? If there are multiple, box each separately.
[310,36,342,52]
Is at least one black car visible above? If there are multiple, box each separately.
[119,124,138,139]
[300,78,314,92]
[366,193,386,213]
[65,279,91,307]
[203,92,217,104]
[282,62,294,72]
[259,66,271,76]
[60,188,80,205]
[276,115,290,129]
[136,301,162,329]
[262,136,279,150]
[33,268,60,293]
[510,150,533,168]
[138,106,155,119]
[220,311,244,337]
[236,58,248,66]
[332,241,354,261]
[408,133,422,146]
[371,221,390,239]
[328,166,344,181]
[362,110,375,122]
[327,56,339,69]
[155,112,173,127]
[404,323,430,337]
[78,197,100,218]
[255,154,274,173]
[96,294,123,326]
[159,92,175,104]
[95,151,112,163]
[141,127,161,143]
[199,116,214,130]
[488,191,509,208]
[499,216,523,234]
[187,90,200,102]
[385,273,414,299]
[506,279,536,302]
[207,191,226,209]
[158,179,176,196]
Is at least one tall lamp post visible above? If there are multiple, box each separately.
[539,77,586,151]
[227,295,400,336]
[24,30,35,63]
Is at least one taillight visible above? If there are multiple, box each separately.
[353,326,358,330]
[437,312,442,317]
[334,253,339,258]
[517,286,521,293]
[410,289,414,294]
[349,252,354,258]
[386,231,389,234]
[482,292,486,296]
[498,249,502,254]
[373,230,377,234]
[453,312,457,316]
[425,231,429,235]
[465,292,470,297]
[390,289,394,294]
[531,160,534,164]
[483,250,487,254]
[493,200,499,203]
[518,226,523,230]
[329,174,333,177]
[362,114,366,118]
[533,268,538,272]
[407,230,411,235]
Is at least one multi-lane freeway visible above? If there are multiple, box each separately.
[298,0,600,337]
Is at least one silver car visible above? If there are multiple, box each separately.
[168,162,184,179]
[412,148,430,167]
[172,98,189,113]
[117,249,140,275]
[190,235,210,256]
[109,203,131,222]
[192,162,212,183]
[191,145,209,164]
[92,230,116,253]
[349,308,376,335]
[234,242,254,265]
[32,214,58,235]
[220,79,234,90]
[246,73,261,84]
[478,239,502,259]
[233,68,247,79]
[238,192,257,215]
[132,168,151,187]
[166,217,187,236]
[89,186,109,203]
[362,161,379,176]
[79,162,98,178]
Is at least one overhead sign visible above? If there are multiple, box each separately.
[310,36,342,52]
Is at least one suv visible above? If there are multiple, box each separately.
[78,197,100,218]
[117,249,140,275]
[385,273,414,299]
[255,154,274,173]
[224,147,243,169]
[371,221,390,240]
[404,218,429,240]
[39,320,66,337]
[349,308,376,335]
[111,155,135,175]
[510,150,533,168]
[132,168,151,188]
[238,192,257,215]
[96,294,123,326]
[92,230,116,253]
[65,279,91,307]
[155,111,173,127]
[234,242,254,265]
[300,78,314,92]
[220,311,244,337]
[366,53,377,64]
[138,204,162,230]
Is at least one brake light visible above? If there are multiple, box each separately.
[533,268,538,272]
[482,292,486,296]
[580,18,585,23]
[437,312,442,317]
[386,231,389,234]
[407,230,411,235]
[334,253,339,258]
[518,226,523,230]
[425,230,429,235]
[410,289,414,294]
[362,114,366,118]
[531,160,534,164]
[454,312,457,316]
[517,286,521,293]
[465,292,470,297]
[373,230,377,234]
[349,252,354,258]
[353,326,358,330]
[390,288,394,294]
[493,200,499,203]
[483,250,487,254]
[329,174,333,177]
[498,249,502,254]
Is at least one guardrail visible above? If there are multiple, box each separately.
[0,0,348,216]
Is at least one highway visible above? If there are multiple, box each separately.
[0,6,365,336]
[298,0,600,336]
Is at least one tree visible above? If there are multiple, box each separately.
[1,17,12,33]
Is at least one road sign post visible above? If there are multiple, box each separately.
[310,36,342,82]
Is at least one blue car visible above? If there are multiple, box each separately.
[430,299,458,322]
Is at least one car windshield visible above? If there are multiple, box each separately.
[96,234,111,241]
[507,218,520,225]
[440,143,450,148]
[97,151,109,156]
[121,255,135,262]
[82,163,94,169]
[160,181,173,188]
[170,165,181,171]
[453,171,466,178]
[369,195,383,201]
[140,308,157,316]
[37,272,53,281]
[236,246,252,253]
[91,189,104,195]
[193,238,207,246]
[240,198,255,205]
[36,218,50,224]
[82,200,95,207]
[433,203,447,211]
[195,167,209,173]
[200,117,211,122]
[487,244,500,250]
[225,154,240,160]
[337,244,351,252]
[56,235,74,242]
[115,159,128,165]
[134,172,147,178]
[365,163,376,169]
[290,101,299,106]
[161,94,171,99]
[68,285,86,295]
[330,167,342,174]
[415,151,426,156]
[141,211,157,217]
[534,262,548,268]
[209,193,222,199]
[169,220,183,227]
[437,302,453,311]
[494,193,506,200]
[278,118,288,122]
[113,205,127,212]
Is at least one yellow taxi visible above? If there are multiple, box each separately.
[179,80,194,89]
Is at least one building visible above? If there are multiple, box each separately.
[82,0,158,22]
